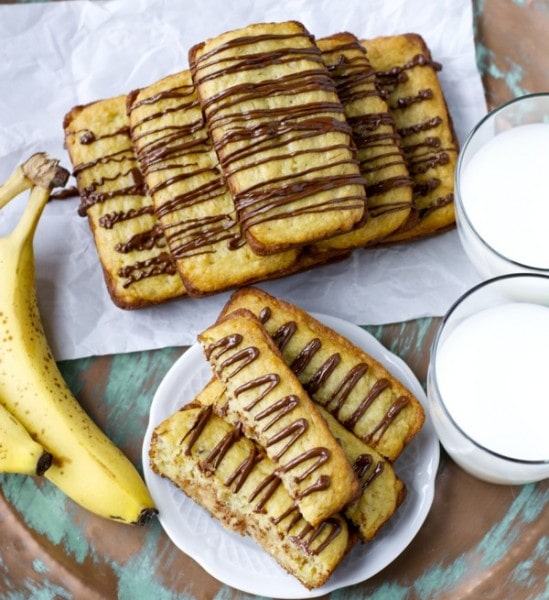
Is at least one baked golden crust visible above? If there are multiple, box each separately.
[316,405,406,541]
[189,21,367,254]
[362,33,459,242]
[62,26,459,309]
[209,376,406,542]
[63,96,187,308]
[197,308,361,526]
[218,287,425,461]
[312,32,413,252]
[127,70,301,295]
[149,402,354,590]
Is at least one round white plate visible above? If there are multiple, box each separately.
[142,313,440,598]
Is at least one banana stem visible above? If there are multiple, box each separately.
[21,153,69,190]
[0,153,69,210]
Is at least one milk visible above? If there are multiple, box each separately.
[459,123,549,275]
[429,301,549,483]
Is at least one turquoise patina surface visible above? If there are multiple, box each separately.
[2,322,548,598]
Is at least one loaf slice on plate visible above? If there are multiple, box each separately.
[197,308,361,526]
[218,287,425,461]
[149,400,354,590]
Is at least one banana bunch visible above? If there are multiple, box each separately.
[0,154,157,525]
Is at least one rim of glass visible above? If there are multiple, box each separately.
[455,92,549,273]
[429,273,549,466]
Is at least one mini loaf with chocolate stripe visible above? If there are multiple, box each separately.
[189,21,367,255]
[362,33,459,242]
[63,95,186,308]
[198,308,361,527]
[312,32,413,252]
[149,400,355,590]
[219,287,425,461]
[127,70,301,296]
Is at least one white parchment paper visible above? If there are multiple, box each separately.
[0,0,485,361]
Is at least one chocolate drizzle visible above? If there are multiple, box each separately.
[190,29,367,237]
[343,378,391,429]
[376,53,442,87]
[398,116,443,138]
[115,223,167,253]
[353,454,385,492]
[99,205,155,229]
[319,37,413,216]
[181,404,344,554]
[259,308,410,446]
[272,321,297,351]
[180,403,213,454]
[305,353,341,395]
[205,331,334,495]
[289,517,343,556]
[363,395,410,445]
[391,88,433,110]
[117,252,177,288]
[211,340,259,379]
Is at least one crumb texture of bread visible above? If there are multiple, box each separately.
[149,402,353,590]
[63,96,186,308]
[189,21,367,254]
[205,376,406,542]
[197,308,361,526]
[219,287,425,461]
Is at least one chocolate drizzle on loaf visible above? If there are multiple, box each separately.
[99,205,155,229]
[260,309,411,449]
[376,53,442,89]
[289,518,343,556]
[65,107,179,291]
[319,35,413,219]
[189,23,367,250]
[117,252,177,288]
[353,453,385,492]
[376,56,452,176]
[179,404,344,555]
[205,331,332,490]
[372,46,459,226]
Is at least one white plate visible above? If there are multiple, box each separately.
[142,313,440,598]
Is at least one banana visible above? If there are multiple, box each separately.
[0,155,157,525]
[0,402,53,475]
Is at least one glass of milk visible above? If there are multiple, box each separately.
[427,274,549,484]
[455,93,549,279]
